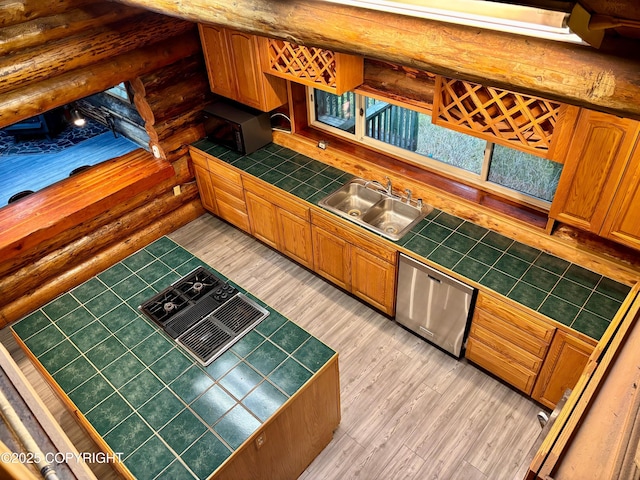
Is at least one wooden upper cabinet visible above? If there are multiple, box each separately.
[262,38,363,95]
[549,110,640,236]
[198,25,287,111]
[601,137,640,250]
[198,24,235,100]
[432,75,579,161]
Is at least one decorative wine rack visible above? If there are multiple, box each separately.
[263,38,363,95]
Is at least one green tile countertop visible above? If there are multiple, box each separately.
[11,237,336,480]
[193,139,632,340]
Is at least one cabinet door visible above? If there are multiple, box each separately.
[278,208,314,269]
[549,111,639,233]
[193,163,218,214]
[226,30,264,110]
[312,226,351,290]
[245,191,279,248]
[350,246,395,315]
[198,24,235,99]
[532,330,595,409]
[601,138,640,250]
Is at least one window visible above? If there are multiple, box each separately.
[105,82,132,103]
[309,88,563,208]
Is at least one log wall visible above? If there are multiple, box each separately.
[0,1,211,326]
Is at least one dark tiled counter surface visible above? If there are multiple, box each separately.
[193,139,632,341]
[11,237,335,480]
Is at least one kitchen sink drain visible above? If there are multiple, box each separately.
[347,208,362,217]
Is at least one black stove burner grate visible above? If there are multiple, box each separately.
[174,266,221,301]
[140,287,189,325]
[139,266,269,365]
[214,295,266,333]
[179,319,232,364]
[177,293,269,365]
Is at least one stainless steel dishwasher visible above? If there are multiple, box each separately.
[396,253,476,358]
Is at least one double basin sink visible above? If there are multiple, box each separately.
[318,178,433,241]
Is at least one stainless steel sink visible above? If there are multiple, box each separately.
[320,181,384,219]
[319,179,432,241]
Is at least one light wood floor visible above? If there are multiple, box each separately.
[0,214,543,480]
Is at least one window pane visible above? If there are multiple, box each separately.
[489,145,563,202]
[416,115,485,174]
[314,90,356,133]
[364,98,485,174]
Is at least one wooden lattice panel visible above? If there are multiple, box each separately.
[433,76,564,156]
[267,39,337,86]
[263,38,363,95]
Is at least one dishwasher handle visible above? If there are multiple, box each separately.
[398,253,474,296]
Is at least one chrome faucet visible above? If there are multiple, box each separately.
[405,189,412,203]
[385,176,393,195]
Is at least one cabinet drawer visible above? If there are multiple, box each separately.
[208,158,243,186]
[473,307,551,358]
[217,202,250,232]
[243,176,309,220]
[469,323,543,372]
[215,188,247,213]
[466,337,537,395]
[476,293,555,344]
[190,149,209,169]
[212,175,245,199]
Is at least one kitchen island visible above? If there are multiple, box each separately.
[10,237,340,480]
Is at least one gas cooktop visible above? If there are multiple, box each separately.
[139,266,269,365]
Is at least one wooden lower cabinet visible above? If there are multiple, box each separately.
[312,224,351,290]
[467,292,597,408]
[278,208,314,269]
[351,246,396,314]
[243,177,314,269]
[193,163,218,214]
[466,292,554,396]
[190,149,250,232]
[245,190,279,249]
[531,330,595,409]
[311,210,396,315]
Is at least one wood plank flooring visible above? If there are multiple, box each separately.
[0,214,543,480]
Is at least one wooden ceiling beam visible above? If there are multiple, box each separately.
[113,0,640,120]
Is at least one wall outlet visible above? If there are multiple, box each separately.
[173,185,181,196]
[317,140,329,150]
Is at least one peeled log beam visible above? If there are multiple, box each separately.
[359,59,435,112]
[0,31,201,128]
[0,183,200,307]
[130,54,206,98]
[134,75,209,125]
[146,107,204,143]
[0,3,144,55]
[0,199,204,327]
[0,0,92,28]
[0,12,194,95]
[113,0,640,119]
[150,125,205,160]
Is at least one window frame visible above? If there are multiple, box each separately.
[307,87,554,210]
